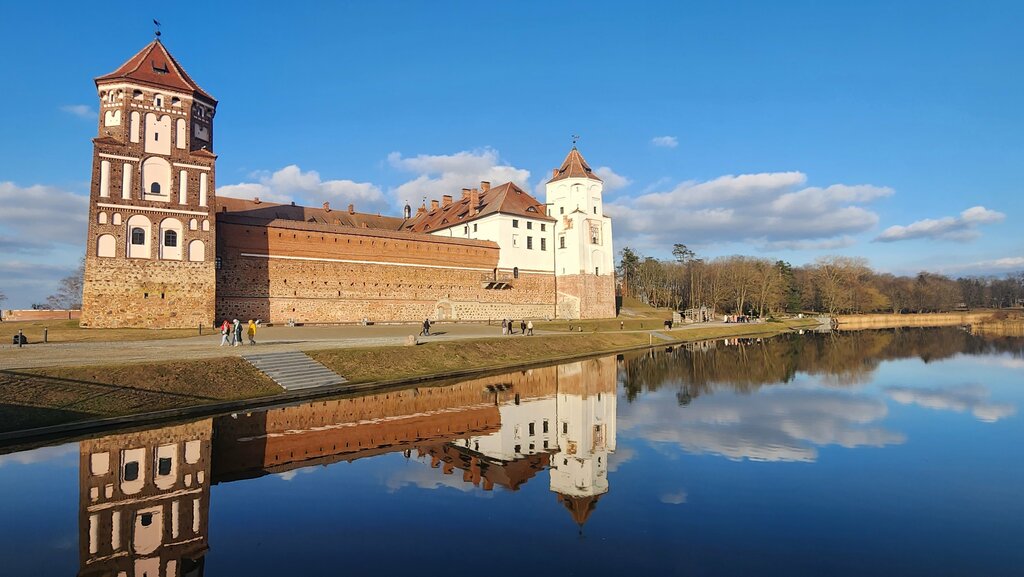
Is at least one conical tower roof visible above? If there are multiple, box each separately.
[96,39,216,102]
[547,147,602,184]
[556,492,603,528]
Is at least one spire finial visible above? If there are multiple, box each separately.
[153,19,162,40]
[571,134,580,148]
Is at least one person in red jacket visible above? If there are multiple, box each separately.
[220,319,230,346]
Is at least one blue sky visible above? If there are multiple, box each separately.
[0,1,1021,307]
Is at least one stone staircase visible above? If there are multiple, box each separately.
[243,351,347,391]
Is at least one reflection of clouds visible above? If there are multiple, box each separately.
[274,466,319,482]
[607,446,635,472]
[619,389,904,462]
[0,442,77,468]
[660,490,687,505]
[383,460,490,496]
[886,384,1017,423]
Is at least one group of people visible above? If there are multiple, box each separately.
[501,319,534,336]
[220,318,259,346]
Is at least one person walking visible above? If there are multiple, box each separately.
[507,319,514,335]
[501,319,507,335]
[232,319,242,346]
[422,317,431,336]
[527,320,534,336]
[520,319,526,335]
[247,319,257,345]
[220,319,230,346]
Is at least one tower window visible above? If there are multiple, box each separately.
[140,513,153,527]
[163,230,177,247]
[513,267,519,279]
[123,461,139,481]
[157,457,172,476]
[131,227,146,245]
[150,182,161,194]
[594,206,597,214]
[155,95,163,107]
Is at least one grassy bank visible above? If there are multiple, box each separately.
[2,319,199,344]
[0,358,279,433]
[1,319,815,436]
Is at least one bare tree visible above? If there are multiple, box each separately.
[46,258,85,310]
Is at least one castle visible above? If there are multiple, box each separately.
[80,38,615,328]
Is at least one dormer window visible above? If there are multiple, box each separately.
[526,206,537,212]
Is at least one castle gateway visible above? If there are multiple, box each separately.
[80,39,615,328]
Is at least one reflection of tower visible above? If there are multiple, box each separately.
[78,419,212,577]
[548,357,617,529]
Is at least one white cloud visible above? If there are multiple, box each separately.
[217,165,388,212]
[0,182,88,246]
[606,171,892,251]
[60,104,95,119]
[874,206,1005,243]
[651,136,679,148]
[594,166,631,192]
[607,446,636,472]
[388,148,531,206]
[886,384,1016,423]
[618,388,904,463]
[660,490,688,505]
[762,236,857,251]
[0,443,77,468]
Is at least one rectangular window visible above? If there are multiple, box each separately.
[157,457,172,476]
[528,422,535,436]
[562,422,568,434]
[527,236,533,250]
[512,219,519,228]
[559,207,564,215]
[512,234,519,247]
[527,221,533,230]
[473,223,478,232]
[543,420,549,433]
[123,461,139,482]
[559,236,566,249]
[595,266,600,275]
[463,225,469,235]
[541,237,547,251]
[540,224,546,232]
[593,206,597,214]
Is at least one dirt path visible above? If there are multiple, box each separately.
[0,321,735,371]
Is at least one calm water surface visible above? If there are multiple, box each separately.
[1,328,1022,576]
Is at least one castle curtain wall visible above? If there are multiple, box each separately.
[215,219,557,324]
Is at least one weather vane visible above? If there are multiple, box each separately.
[571,134,580,147]
[153,19,162,39]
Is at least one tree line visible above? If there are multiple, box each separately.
[618,245,1024,316]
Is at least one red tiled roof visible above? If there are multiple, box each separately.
[96,40,216,103]
[216,196,409,231]
[403,181,554,234]
[547,147,602,184]
[557,492,603,527]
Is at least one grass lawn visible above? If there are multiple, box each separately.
[1,319,200,344]
[0,357,279,433]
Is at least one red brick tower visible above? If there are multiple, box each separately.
[80,37,218,328]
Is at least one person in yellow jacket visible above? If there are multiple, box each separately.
[247,319,258,345]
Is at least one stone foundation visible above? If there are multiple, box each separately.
[80,257,216,328]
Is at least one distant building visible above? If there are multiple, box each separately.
[79,38,615,328]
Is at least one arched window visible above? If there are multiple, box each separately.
[150,182,161,194]
[126,215,151,259]
[97,211,108,225]
[159,218,183,260]
[112,213,122,226]
[513,267,519,279]
[189,218,198,231]
[132,89,143,100]
[188,240,205,262]
[97,234,116,258]
[142,157,171,199]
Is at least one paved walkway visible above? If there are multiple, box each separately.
[0,321,734,371]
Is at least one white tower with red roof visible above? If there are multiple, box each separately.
[545,147,616,319]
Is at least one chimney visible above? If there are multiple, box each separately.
[461,188,471,199]
[254,197,261,204]
[348,203,355,214]
[442,194,453,207]
[480,181,491,192]
[469,188,480,216]
[416,203,428,216]
[323,201,331,212]
[552,168,559,178]
[430,199,440,211]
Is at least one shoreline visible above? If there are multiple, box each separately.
[0,319,817,446]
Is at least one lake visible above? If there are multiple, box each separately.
[0,327,1021,576]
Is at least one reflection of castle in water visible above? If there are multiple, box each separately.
[78,420,212,577]
[77,356,618,574]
